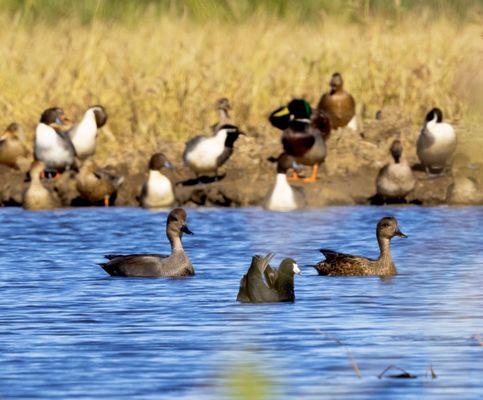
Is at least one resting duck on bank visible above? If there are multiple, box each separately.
[417,107,456,175]
[99,208,194,277]
[264,153,305,212]
[211,98,232,132]
[34,107,76,173]
[0,123,28,169]
[237,253,301,303]
[376,139,415,201]
[76,159,124,206]
[183,124,244,179]
[140,153,175,208]
[314,216,407,276]
[316,72,357,131]
[69,105,108,160]
[23,160,61,210]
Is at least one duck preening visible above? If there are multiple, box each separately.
[264,153,305,212]
[417,107,456,175]
[99,208,194,277]
[34,107,76,173]
[23,160,61,210]
[140,153,175,208]
[0,123,28,169]
[314,216,407,276]
[183,124,244,179]
[76,159,124,207]
[376,139,416,201]
[237,253,301,303]
[316,72,356,131]
[69,105,108,160]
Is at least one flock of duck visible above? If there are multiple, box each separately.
[0,72,456,211]
[99,207,407,303]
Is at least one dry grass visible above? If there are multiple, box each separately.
[0,12,481,165]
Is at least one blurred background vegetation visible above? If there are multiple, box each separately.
[0,0,481,165]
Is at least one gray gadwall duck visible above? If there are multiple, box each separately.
[417,107,456,174]
[140,153,175,208]
[211,98,232,132]
[314,216,407,277]
[34,107,76,173]
[264,153,305,212]
[237,253,301,303]
[183,124,244,179]
[76,159,124,206]
[376,140,416,200]
[316,72,357,131]
[69,105,108,160]
[0,123,28,169]
[99,208,194,277]
[23,161,61,210]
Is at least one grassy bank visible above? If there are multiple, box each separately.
[0,1,481,165]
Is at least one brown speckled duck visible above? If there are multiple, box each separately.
[0,123,28,169]
[316,72,356,130]
[314,217,407,276]
[23,161,61,210]
[211,97,232,132]
[237,253,301,303]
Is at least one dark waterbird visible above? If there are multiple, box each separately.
[237,253,301,303]
[99,208,194,277]
[314,216,407,277]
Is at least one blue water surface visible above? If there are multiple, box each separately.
[0,206,482,399]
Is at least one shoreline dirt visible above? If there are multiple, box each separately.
[1,108,482,208]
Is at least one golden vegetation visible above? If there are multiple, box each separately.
[0,9,481,164]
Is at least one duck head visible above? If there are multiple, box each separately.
[40,107,67,125]
[29,160,46,180]
[425,107,443,123]
[89,105,108,128]
[377,216,407,240]
[390,139,403,163]
[218,124,244,148]
[267,153,302,175]
[1,122,22,140]
[279,258,301,276]
[149,153,173,171]
[329,72,344,94]
[166,208,193,238]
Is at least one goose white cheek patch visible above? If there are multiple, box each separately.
[293,263,301,275]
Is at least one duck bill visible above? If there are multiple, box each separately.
[164,161,174,169]
[181,225,193,235]
[395,229,407,238]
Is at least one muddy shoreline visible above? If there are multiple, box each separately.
[1,111,482,208]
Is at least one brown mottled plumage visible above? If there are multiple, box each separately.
[211,97,232,133]
[316,72,356,130]
[0,123,28,168]
[23,161,61,210]
[314,217,407,276]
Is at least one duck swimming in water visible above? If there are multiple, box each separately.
[140,153,175,208]
[23,160,61,210]
[99,208,194,277]
[237,253,301,303]
[69,105,108,160]
[417,107,456,175]
[264,153,305,212]
[314,216,407,277]
[376,139,415,201]
[316,72,356,131]
[0,123,28,169]
[34,107,76,173]
[183,124,244,179]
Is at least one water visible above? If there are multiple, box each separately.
[0,206,482,400]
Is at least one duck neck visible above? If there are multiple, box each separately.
[167,231,184,252]
[275,173,289,184]
[218,108,229,123]
[377,236,392,262]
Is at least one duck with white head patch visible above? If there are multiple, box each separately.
[69,105,108,160]
[34,107,76,173]
[417,107,456,175]
[183,124,244,180]
[140,153,175,208]
[264,153,306,212]
[237,253,301,303]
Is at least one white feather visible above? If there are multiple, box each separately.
[417,118,456,169]
[69,108,98,159]
[142,171,174,208]
[35,123,72,167]
[266,174,297,212]
[184,130,227,172]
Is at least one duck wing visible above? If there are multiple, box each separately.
[282,129,315,158]
[99,254,169,277]
[183,135,206,159]
[241,253,280,302]
[314,249,371,276]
